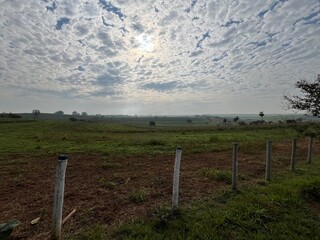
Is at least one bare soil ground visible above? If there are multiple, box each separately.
[0,139,318,239]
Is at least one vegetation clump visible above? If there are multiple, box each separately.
[69,117,78,122]
[198,168,232,184]
[145,139,165,146]
[149,121,156,127]
[284,73,320,117]
[129,188,149,204]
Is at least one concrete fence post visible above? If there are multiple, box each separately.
[172,147,182,209]
[290,139,297,171]
[265,141,272,181]
[232,143,238,191]
[51,155,68,240]
[307,136,313,164]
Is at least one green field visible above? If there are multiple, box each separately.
[0,119,299,158]
[0,119,319,239]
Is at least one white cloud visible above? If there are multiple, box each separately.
[0,0,319,114]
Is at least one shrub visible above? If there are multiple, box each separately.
[69,117,78,122]
[149,121,156,126]
[145,139,165,146]
[152,206,182,229]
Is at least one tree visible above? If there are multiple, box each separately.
[72,111,78,116]
[54,110,64,115]
[259,111,264,120]
[186,119,192,123]
[283,74,320,117]
[81,112,88,116]
[223,118,227,125]
[32,109,40,120]
[233,116,239,123]
[149,120,156,127]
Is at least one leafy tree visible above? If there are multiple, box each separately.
[186,119,192,123]
[233,116,239,123]
[259,111,264,120]
[54,110,64,115]
[81,112,88,116]
[72,111,78,116]
[32,109,40,119]
[223,119,227,124]
[283,74,320,117]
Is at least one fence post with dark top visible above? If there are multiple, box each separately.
[51,155,68,240]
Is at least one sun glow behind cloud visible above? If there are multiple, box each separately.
[137,33,154,52]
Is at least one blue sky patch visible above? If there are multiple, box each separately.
[196,31,210,49]
[142,81,179,92]
[99,0,125,21]
[55,17,70,30]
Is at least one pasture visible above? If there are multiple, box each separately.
[0,119,319,239]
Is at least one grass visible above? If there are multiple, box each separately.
[98,178,117,189]
[128,188,149,204]
[0,120,299,158]
[64,159,320,239]
[1,120,319,239]
[107,160,320,240]
[65,224,106,240]
[198,168,232,184]
[100,161,123,170]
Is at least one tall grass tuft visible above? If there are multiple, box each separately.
[198,168,232,184]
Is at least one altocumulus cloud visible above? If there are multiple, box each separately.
[0,0,319,114]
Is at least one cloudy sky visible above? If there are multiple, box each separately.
[0,0,319,115]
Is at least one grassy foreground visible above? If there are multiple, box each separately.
[1,120,319,239]
[71,159,320,240]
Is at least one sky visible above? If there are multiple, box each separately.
[0,0,319,115]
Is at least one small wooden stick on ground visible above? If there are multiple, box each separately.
[62,209,76,225]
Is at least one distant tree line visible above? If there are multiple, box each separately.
[1,112,22,118]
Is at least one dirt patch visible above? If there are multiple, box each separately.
[307,200,320,218]
[0,139,318,239]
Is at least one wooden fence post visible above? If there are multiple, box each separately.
[232,143,238,191]
[265,141,272,181]
[172,147,182,209]
[290,139,297,171]
[307,136,313,164]
[51,155,68,240]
